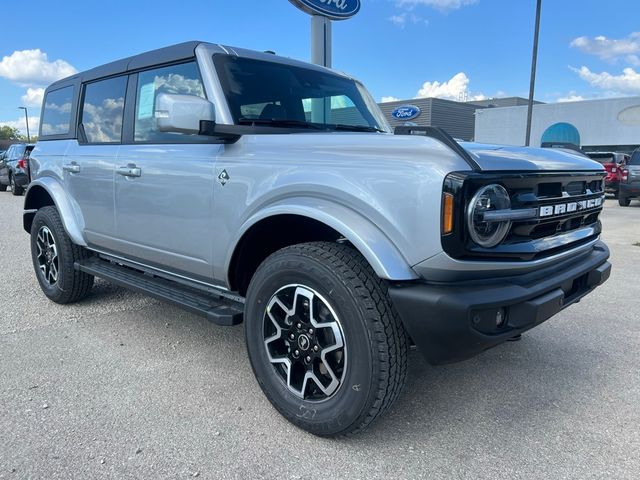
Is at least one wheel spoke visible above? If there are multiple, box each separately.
[35,226,58,286]
[263,284,346,401]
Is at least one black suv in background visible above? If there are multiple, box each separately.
[619,149,640,206]
[0,143,34,195]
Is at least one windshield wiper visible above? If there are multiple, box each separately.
[328,124,385,133]
[237,118,326,130]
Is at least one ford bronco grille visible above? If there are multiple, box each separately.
[442,171,606,261]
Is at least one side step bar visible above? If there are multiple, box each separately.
[75,256,243,326]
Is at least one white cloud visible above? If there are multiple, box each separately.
[416,72,486,101]
[0,115,40,137]
[0,49,76,87]
[571,66,640,95]
[21,87,45,108]
[571,32,640,65]
[395,0,478,12]
[557,92,585,102]
[381,96,401,103]
[388,12,429,27]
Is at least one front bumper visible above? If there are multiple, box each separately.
[389,241,611,365]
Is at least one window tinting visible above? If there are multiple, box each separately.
[81,76,127,143]
[214,55,390,132]
[134,62,205,142]
[41,86,74,136]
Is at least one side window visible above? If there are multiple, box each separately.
[80,76,128,143]
[134,62,205,142]
[41,86,74,136]
[302,95,368,126]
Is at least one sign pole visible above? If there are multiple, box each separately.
[310,15,332,68]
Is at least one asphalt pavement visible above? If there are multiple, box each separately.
[1,192,639,479]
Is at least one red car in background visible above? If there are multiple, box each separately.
[585,152,630,198]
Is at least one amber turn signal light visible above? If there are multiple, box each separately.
[442,193,454,234]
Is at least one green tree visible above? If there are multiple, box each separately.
[0,125,22,140]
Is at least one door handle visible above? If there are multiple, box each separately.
[63,163,80,173]
[117,166,142,177]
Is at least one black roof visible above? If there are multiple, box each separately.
[48,41,202,89]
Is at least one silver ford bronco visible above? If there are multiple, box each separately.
[25,41,611,436]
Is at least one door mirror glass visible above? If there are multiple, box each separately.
[155,93,215,135]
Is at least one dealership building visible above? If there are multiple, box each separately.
[377,96,539,141]
[378,95,640,155]
[474,96,640,154]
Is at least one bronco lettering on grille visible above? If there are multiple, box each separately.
[539,197,604,218]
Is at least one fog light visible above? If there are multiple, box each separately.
[496,308,506,327]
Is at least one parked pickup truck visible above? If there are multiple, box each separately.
[25,41,611,436]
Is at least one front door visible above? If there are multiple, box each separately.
[112,62,220,280]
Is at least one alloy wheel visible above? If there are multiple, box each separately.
[263,284,347,401]
[36,226,59,285]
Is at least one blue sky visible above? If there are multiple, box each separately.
[1,0,639,135]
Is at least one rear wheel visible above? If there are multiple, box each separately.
[30,206,94,304]
[244,242,408,437]
[619,196,631,207]
[10,174,24,196]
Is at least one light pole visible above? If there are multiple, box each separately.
[525,0,542,146]
[18,107,30,142]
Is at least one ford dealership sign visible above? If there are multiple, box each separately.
[289,0,361,20]
[391,105,421,121]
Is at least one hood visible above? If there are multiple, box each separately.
[460,142,605,172]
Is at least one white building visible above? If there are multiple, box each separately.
[474,96,640,154]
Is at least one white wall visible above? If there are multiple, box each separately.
[474,96,640,147]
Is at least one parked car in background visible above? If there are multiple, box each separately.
[619,149,640,206]
[0,143,33,195]
[0,150,6,191]
[585,152,629,198]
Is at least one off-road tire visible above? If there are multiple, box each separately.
[244,241,409,437]
[30,206,94,304]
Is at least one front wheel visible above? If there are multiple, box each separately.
[619,196,631,207]
[244,242,408,437]
[30,206,94,304]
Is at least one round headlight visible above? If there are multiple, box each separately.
[467,184,512,248]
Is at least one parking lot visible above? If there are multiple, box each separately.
[0,193,638,479]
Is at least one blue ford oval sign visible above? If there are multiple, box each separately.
[391,105,421,121]
[289,0,361,21]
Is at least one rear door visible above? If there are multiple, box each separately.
[63,76,128,249]
[113,61,221,281]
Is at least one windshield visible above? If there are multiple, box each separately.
[213,55,390,133]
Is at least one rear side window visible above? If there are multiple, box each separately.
[80,76,128,143]
[41,86,74,136]
[8,145,26,160]
[134,62,205,142]
[630,150,640,165]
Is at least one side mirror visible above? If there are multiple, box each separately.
[155,93,215,135]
